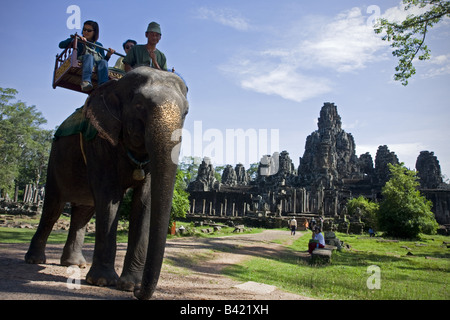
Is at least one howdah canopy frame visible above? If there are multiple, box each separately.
[52,34,125,94]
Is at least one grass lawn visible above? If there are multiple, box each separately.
[0,227,129,243]
[0,220,263,244]
[223,232,450,300]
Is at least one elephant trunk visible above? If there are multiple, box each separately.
[134,103,182,300]
[135,167,176,300]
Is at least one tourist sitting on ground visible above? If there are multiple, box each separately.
[308,226,325,254]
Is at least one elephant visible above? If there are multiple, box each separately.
[25,66,189,300]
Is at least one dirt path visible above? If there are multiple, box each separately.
[0,230,313,300]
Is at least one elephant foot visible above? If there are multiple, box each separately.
[60,253,87,268]
[25,250,46,264]
[86,265,119,287]
[117,273,142,292]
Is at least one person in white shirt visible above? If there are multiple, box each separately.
[289,218,297,235]
[308,226,325,254]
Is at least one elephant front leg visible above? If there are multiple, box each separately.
[118,183,151,292]
[86,198,121,287]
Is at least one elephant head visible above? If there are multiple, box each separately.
[83,66,189,299]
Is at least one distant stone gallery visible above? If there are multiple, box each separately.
[188,103,450,226]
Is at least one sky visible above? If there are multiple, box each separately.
[1,0,449,177]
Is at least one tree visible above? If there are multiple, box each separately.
[169,168,191,228]
[178,156,202,185]
[214,165,225,182]
[377,163,438,238]
[247,162,259,180]
[119,168,191,228]
[0,88,53,196]
[18,128,54,187]
[375,0,450,85]
[346,196,379,230]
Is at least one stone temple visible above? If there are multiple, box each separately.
[187,103,450,229]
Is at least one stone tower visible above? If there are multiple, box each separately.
[297,102,361,188]
[188,157,217,191]
[416,151,443,189]
[374,145,399,186]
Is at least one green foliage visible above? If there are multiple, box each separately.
[178,156,202,185]
[118,188,133,221]
[169,168,191,227]
[374,0,450,85]
[118,168,191,226]
[246,162,259,180]
[214,165,225,182]
[0,88,53,196]
[346,196,379,229]
[377,163,438,238]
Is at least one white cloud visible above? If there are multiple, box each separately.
[300,7,389,72]
[240,65,333,103]
[388,142,429,170]
[219,6,390,103]
[342,119,361,130]
[421,54,450,78]
[430,54,450,65]
[196,7,251,31]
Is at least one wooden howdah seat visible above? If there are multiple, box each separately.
[52,34,125,94]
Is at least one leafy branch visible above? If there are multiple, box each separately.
[374,0,450,85]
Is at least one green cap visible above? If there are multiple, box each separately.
[146,22,161,34]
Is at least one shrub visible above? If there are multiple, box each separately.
[345,196,379,230]
[377,163,438,238]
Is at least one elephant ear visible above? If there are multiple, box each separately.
[83,81,122,146]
